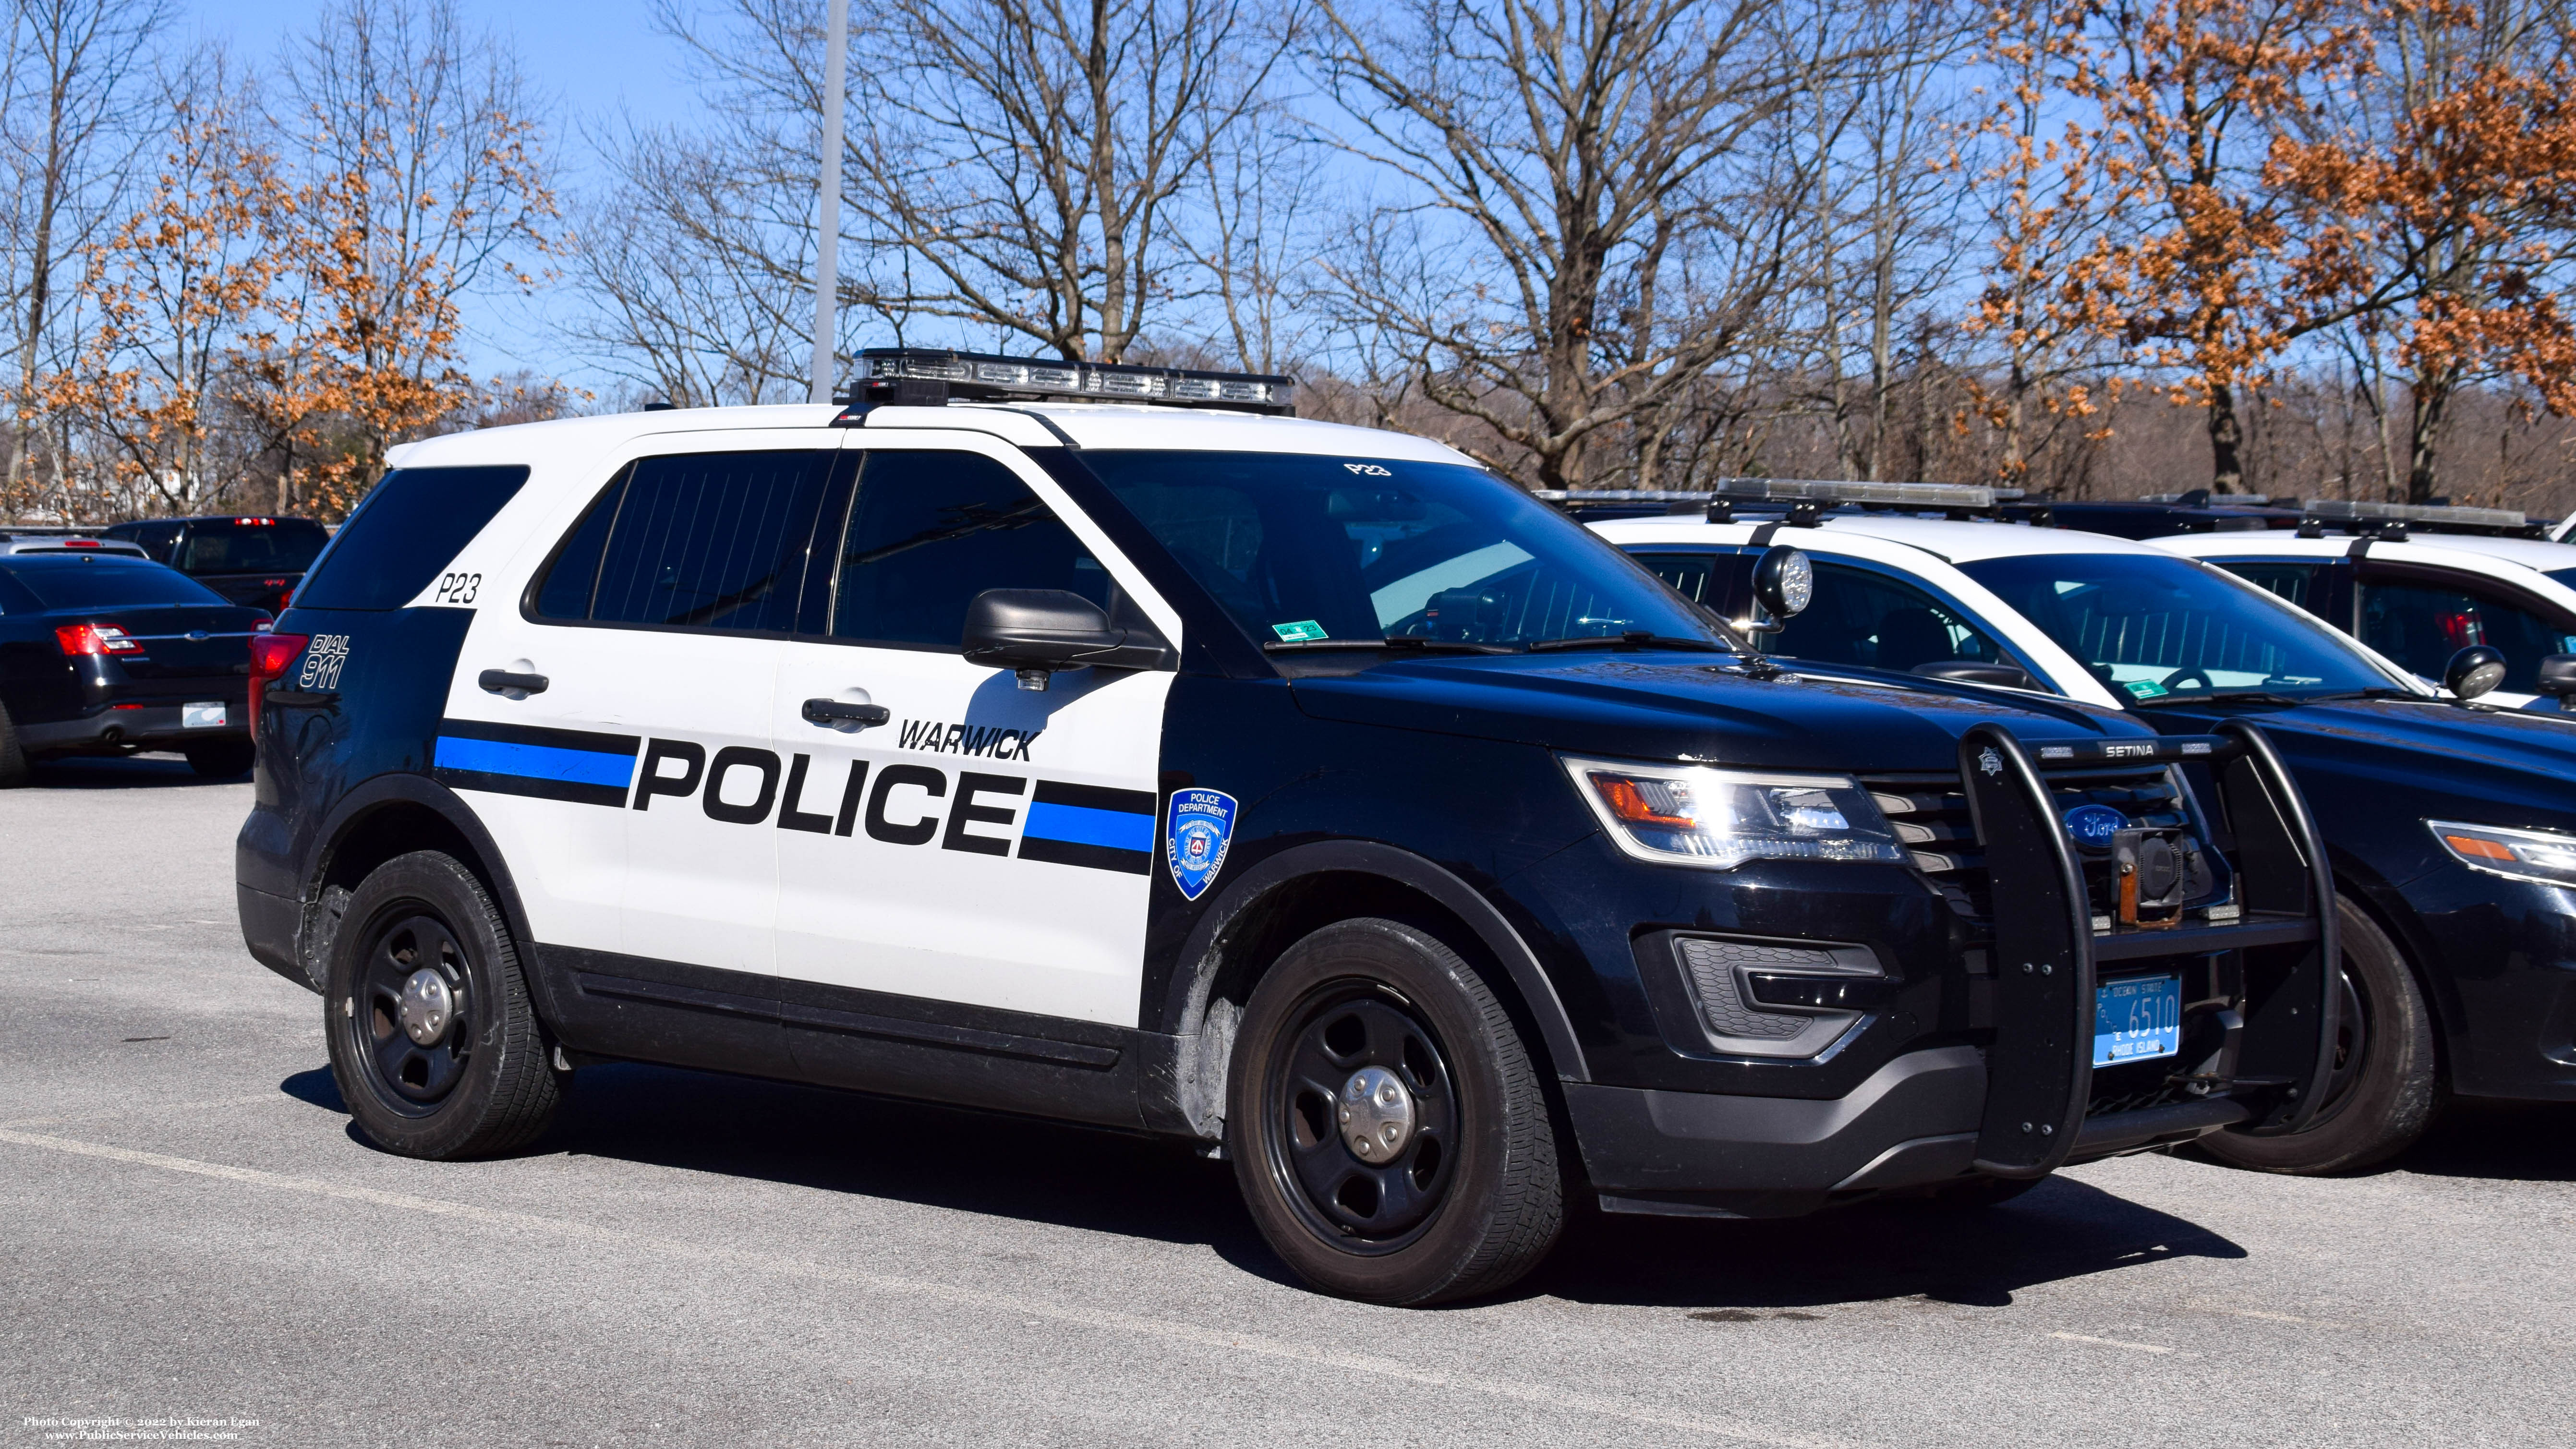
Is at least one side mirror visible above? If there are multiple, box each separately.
[2443,644,2508,700]
[961,589,1173,691]
[1912,660,2036,689]
[2535,653,2576,698]
[1745,545,1813,635]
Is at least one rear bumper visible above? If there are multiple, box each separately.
[19,701,247,753]
[237,882,309,990]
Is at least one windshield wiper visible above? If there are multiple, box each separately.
[2127,689,2309,708]
[1524,632,1729,654]
[1262,637,1517,655]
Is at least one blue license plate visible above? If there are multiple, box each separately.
[2093,974,2181,1067]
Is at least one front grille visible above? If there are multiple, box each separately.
[1862,763,2196,924]
[1673,938,1837,1039]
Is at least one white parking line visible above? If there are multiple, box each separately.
[0,1126,1857,1449]
[2050,1331,2174,1354]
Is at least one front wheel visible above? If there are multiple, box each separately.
[325,851,564,1159]
[1227,918,1562,1305]
[2196,895,2441,1174]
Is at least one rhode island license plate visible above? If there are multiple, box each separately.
[181,701,227,728]
[2093,974,2181,1067]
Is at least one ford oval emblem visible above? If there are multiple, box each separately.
[2062,803,2127,851]
[186,629,208,641]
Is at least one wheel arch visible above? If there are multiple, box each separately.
[296,775,543,1009]
[1148,840,1589,1140]
[2327,846,2456,1084]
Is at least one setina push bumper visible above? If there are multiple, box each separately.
[1566,720,2337,1217]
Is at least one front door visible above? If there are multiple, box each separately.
[770,435,1180,1027]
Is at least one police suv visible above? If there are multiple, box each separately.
[1589,479,2576,1174]
[239,353,2334,1304]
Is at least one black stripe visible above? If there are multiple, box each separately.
[573,971,775,1020]
[1016,836,1152,874]
[1029,779,1155,815]
[434,716,641,755]
[432,766,629,808]
[777,1000,1121,1068]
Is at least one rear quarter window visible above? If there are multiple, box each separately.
[295,466,529,611]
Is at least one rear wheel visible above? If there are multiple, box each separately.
[183,738,255,777]
[2197,896,2440,1174]
[0,700,25,788]
[325,851,564,1159]
[1227,918,1561,1305]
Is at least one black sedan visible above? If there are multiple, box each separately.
[0,554,270,783]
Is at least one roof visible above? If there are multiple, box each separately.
[384,402,1475,471]
[1591,512,2173,563]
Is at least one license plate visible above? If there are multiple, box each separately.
[181,702,228,728]
[2093,974,2181,1067]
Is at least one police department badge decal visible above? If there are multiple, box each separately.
[1165,788,1239,901]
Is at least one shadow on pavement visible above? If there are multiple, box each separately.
[25,753,246,789]
[283,1056,2247,1306]
[2390,1097,2576,1183]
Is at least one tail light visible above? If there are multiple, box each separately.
[247,631,309,737]
[56,622,146,657]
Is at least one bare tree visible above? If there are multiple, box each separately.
[0,0,168,506]
[1308,0,1832,490]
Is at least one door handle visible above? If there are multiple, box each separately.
[802,698,889,727]
[478,669,549,695]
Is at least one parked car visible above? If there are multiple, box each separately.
[235,356,2332,1305]
[0,553,271,783]
[104,514,332,615]
[0,532,148,558]
[1584,480,2576,1173]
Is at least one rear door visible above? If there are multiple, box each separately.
[769,435,1180,1028]
[449,431,841,983]
[2355,562,2576,696]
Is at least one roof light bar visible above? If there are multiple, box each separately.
[857,347,1295,415]
[2141,491,2274,506]
[1534,480,2015,507]
[2301,498,2531,531]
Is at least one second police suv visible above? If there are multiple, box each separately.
[238,350,2336,1304]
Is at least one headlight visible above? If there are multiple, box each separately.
[1564,756,1906,869]
[2428,820,2576,888]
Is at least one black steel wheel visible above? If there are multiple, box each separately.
[1229,918,1561,1305]
[2197,894,2442,1174]
[1264,983,1461,1251]
[325,851,564,1159]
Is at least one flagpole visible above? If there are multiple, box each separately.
[811,0,849,404]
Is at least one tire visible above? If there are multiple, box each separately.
[2196,895,2442,1174]
[0,700,26,788]
[324,851,564,1159]
[1227,918,1562,1305]
[183,738,256,777]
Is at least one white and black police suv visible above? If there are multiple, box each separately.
[239,350,2337,1304]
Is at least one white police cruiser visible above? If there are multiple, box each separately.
[1588,480,2576,1173]
[237,357,2334,1304]
[2148,499,2576,710]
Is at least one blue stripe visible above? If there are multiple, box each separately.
[1021,801,1153,852]
[435,736,637,790]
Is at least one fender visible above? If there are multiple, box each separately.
[1158,838,1591,1086]
[295,771,552,1017]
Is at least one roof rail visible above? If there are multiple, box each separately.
[848,347,1295,416]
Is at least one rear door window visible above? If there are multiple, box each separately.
[534,450,836,633]
[2218,561,2325,609]
[296,467,529,611]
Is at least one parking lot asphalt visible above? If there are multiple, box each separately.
[4,758,2574,1448]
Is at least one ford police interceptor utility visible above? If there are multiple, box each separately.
[1588,480,2576,1174]
[237,351,2335,1305]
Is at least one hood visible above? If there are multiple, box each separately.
[1289,655,2147,773]
[2142,696,2576,830]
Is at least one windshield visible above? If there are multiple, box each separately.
[1956,553,2395,700]
[5,560,230,609]
[1080,450,1725,649]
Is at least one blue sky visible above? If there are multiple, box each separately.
[199,0,714,386]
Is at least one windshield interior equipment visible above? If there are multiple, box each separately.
[1079,451,1730,651]
[1956,553,2395,700]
